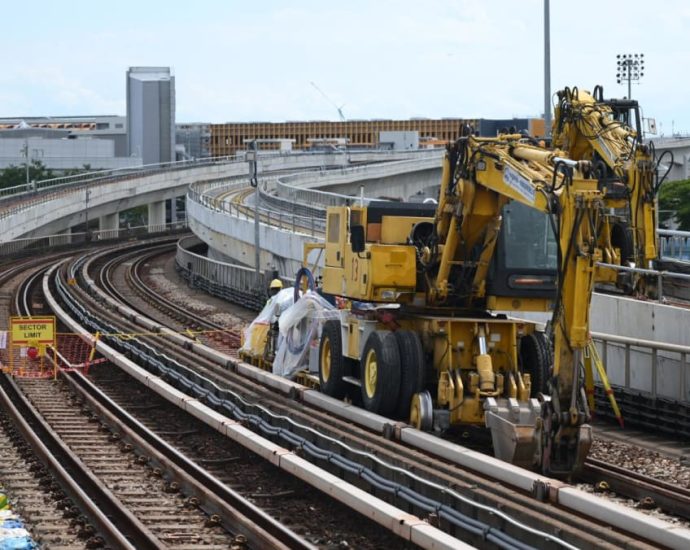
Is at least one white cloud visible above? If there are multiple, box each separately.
[0,0,687,133]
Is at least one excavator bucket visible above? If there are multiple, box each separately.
[484,397,542,470]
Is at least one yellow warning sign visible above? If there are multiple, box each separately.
[10,316,55,345]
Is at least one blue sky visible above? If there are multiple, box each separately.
[1,0,689,135]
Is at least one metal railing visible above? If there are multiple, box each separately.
[0,148,440,204]
[0,150,327,222]
[596,261,690,302]
[0,155,242,203]
[591,330,689,401]
[0,221,189,257]
[174,236,268,311]
[0,160,237,224]
[188,178,326,237]
[274,155,443,209]
[659,228,690,261]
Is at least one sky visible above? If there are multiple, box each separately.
[1,0,689,135]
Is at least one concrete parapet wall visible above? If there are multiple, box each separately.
[590,294,690,401]
[1,163,241,240]
[187,199,316,278]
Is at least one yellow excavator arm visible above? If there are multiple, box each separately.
[432,133,602,473]
[552,86,658,289]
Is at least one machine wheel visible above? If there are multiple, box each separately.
[360,331,401,416]
[409,390,433,431]
[319,320,348,398]
[394,331,426,419]
[519,332,552,397]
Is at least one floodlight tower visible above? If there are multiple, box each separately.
[616,53,645,99]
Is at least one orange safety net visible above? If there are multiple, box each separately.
[1,345,55,379]
[0,327,243,378]
[0,333,106,378]
[53,333,107,373]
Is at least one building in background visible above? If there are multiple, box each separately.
[651,136,690,182]
[127,67,175,165]
[209,117,545,156]
[175,123,211,160]
[0,116,140,170]
[379,131,420,150]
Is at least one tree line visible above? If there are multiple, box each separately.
[658,178,690,231]
[0,161,95,189]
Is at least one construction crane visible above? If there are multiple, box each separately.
[310,81,346,122]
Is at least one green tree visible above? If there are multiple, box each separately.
[658,178,690,230]
[0,160,55,189]
[0,165,26,189]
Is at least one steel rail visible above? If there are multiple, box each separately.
[16,255,309,549]
[128,247,228,332]
[64,244,657,550]
[581,458,690,521]
[50,259,476,549]
[61,367,306,550]
[0,374,153,549]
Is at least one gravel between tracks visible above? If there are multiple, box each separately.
[575,438,690,527]
[149,249,690,534]
[590,439,690,488]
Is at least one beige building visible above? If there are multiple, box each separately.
[209,117,545,156]
[210,119,476,155]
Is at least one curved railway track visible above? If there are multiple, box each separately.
[2,238,690,548]
[43,242,688,546]
[104,242,690,526]
[0,251,312,549]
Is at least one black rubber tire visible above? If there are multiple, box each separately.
[519,332,552,397]
[360,330,401,416]
[394,331,426,420]
[319,320,348,399]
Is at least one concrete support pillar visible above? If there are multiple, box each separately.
[49,227,72,247]
[169,198,178,224]
[148,200,166,233]
[98,213,119,240]
[176,195,187,226]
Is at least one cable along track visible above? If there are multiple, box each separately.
[49,253,440,548]
[37,242,686,548]
[5,256,308,549]
[102,242,690,534]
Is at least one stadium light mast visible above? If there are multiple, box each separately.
[616,53,645,99]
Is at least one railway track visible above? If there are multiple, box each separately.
[0,253,126,549]
[2,373,264,549]
[2,238,689,547]
[48,240,689,548]
[54,251,463,548]
[0,387,112,549]
[580,458,690,521]
[107,243,690,527]
[1,251,314,549]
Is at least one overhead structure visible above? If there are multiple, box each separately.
[310,81,346,122]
